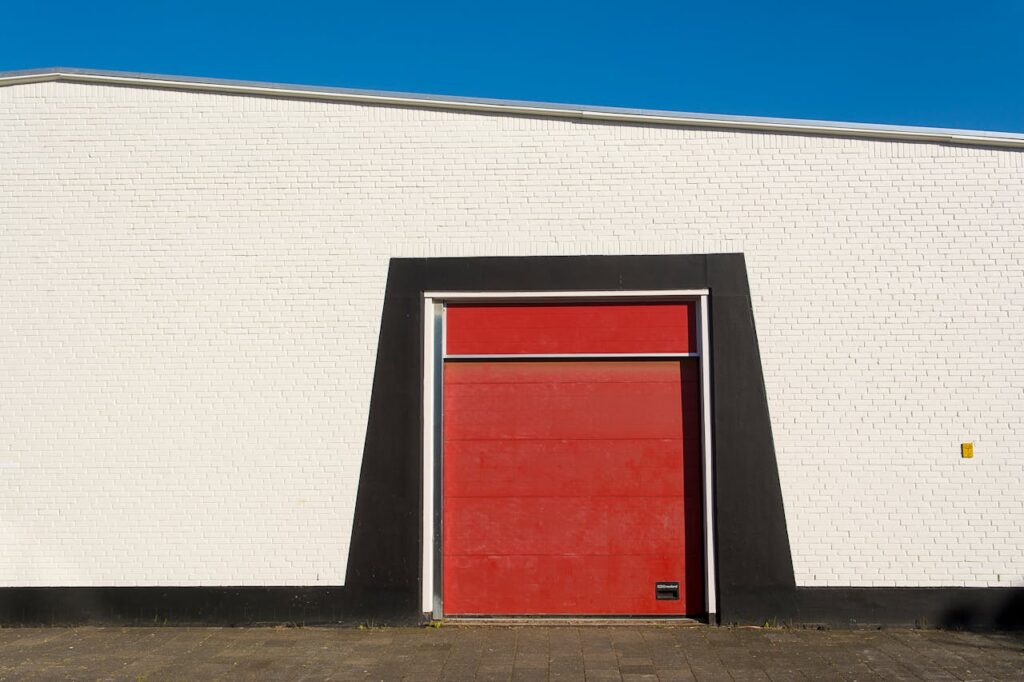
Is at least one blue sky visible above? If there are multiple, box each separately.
[3,0,1022,132]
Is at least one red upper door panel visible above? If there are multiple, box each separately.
[446,302,696,355]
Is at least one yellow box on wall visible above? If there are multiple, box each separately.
[961,442,974,459]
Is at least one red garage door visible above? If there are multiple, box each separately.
[442,303,704,616]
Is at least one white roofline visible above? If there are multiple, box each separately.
[2,67,1023,150]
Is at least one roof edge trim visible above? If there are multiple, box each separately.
[2,68,1023,149]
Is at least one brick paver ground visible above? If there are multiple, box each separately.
[0,625,1021,681]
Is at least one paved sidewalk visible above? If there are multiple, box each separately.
[0,624,1021,681]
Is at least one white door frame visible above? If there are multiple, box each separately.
[421,289,717,620]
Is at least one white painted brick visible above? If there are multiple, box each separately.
[0,80,1021,588]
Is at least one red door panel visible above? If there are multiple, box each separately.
[444,496,698,557]
[444,361,700,442]
[446,302,696,355]
[444,438,702,499]
[442,358,704,616]
[444,554,702,616]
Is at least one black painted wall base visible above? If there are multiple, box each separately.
[722,587,1024,630]
[0,587,422,627]
[0,586,1020,629]
[796,587,1024,630]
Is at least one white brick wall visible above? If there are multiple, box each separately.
[0,81,1021,587]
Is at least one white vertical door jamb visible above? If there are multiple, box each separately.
[698,294,718,619]
[421,297,436,614]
